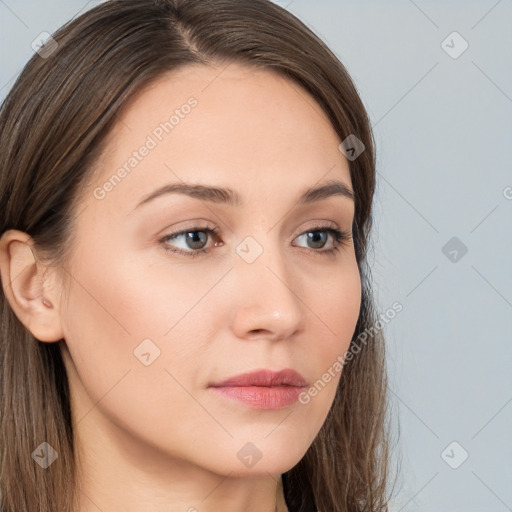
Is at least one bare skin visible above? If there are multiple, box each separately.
[0,62,361,512]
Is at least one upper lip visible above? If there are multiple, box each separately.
[209,369,307,388]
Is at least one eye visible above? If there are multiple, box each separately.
[293,227,352,255]
[159,225,352,258]
[160,225,221,258]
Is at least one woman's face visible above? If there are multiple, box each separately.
[59,62,361,476]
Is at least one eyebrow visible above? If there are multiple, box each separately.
[133,178,355,211]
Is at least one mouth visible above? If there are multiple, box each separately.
[208,368,307,410]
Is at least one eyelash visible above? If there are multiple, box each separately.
[159,225,352,259]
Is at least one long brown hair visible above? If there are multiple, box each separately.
[0,1,397,510]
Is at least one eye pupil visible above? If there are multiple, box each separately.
[307,231,327,249]
[186,231,207,249]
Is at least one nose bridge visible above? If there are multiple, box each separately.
[229,231,305,340]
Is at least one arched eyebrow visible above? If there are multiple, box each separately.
[132,178,354,211]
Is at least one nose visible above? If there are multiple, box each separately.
[228,246,305,342]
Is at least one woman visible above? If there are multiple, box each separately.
[0,1,394,510]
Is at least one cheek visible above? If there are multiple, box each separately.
[299,262,361,406]
[59,253,210,454]
[316,260,362,353]
[62,237,218,344]
[59,242,222,410]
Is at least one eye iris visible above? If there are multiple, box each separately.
[186,231,207,249]
[307,231,327,249]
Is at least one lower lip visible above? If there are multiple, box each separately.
[209,385,306,409]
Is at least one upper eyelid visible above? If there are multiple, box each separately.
[165,217,342,233]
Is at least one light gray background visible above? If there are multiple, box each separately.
[1,1,511,511]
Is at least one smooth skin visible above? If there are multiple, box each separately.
[0,62,361,512]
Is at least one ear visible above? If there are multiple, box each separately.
[0,229,65,343]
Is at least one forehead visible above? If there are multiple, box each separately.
[86,62,352,212]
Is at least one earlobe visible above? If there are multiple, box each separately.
[0,229,65,343]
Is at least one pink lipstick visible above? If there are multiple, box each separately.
[208,369,307,410]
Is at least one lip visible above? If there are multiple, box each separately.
[209,368,307,388]
[208,369,307,410]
